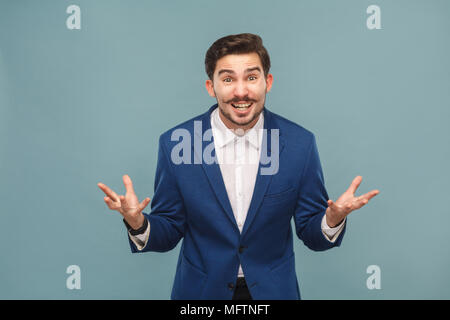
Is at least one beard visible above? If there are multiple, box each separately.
[215,91,266,130]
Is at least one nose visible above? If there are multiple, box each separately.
[233,79,249,99]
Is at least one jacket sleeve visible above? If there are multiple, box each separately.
[127,134,186,253]
[293,134,346,251]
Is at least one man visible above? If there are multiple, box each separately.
[97,33,379,300]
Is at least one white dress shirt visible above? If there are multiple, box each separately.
[129,107,346,278]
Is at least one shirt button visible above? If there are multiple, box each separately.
[239,245,245,254]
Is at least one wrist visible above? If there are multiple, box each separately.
[325,210,342,228]
[127,214,146,231]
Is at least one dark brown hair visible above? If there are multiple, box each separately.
[205,33,271,80]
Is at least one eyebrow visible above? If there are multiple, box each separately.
[217,66,262,76]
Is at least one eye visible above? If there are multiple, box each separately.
[223,78,232,83]
[248,75,257,81]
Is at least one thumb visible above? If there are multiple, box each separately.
[327,199,339,212]
[139,197,151,212]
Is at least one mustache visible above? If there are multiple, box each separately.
[226,97,257,104]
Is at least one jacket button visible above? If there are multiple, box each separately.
[228,282,235,290]
[239,245,245,254]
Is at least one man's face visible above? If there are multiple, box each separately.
[206,52,273,131]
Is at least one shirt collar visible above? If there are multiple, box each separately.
[211,106,264,149]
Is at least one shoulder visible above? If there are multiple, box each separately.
[266,108,316,144]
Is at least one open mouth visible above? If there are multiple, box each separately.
[231,102,253,110]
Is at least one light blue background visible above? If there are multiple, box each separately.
[0,0,449,299]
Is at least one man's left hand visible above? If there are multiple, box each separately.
[325,176,380,228]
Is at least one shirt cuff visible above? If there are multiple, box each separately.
[124,218,151,251]
[321,214,346,243]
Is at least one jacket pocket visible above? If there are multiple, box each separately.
[263,187,297,206]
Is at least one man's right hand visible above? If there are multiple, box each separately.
[97,175,151,230]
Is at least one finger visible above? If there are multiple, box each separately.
[355,195,369,204]
[139,197,151,211]
[367,189,380,200]
[104,196,120,210]
[358,189,380,202]
[98,183,120,202]
[123,175,136,195]
[352,196,368,210]
[348,176,363,195]
[119,195,127,206]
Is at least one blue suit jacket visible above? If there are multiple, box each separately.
[127,104,346,300]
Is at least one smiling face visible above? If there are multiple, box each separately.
[205,53,273,131]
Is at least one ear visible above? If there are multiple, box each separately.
[205,79,216,98]
[265,73,274,93]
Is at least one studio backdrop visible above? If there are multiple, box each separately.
[0,0,449,299]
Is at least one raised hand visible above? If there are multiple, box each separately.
[97,175,151,230]
[325,176,379,228]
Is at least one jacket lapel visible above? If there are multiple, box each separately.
[192,105,239,231]
[241,107,285,237]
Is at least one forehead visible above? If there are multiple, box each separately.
[215,53,262,74]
